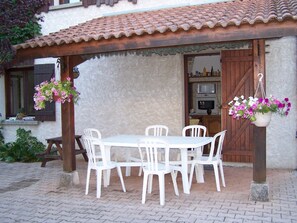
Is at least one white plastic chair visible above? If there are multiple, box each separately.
[127,125,170,176]
[83,128,102,162]
[182,125,207,158]
[83,128,102,139]
[173,125,207,176]
[137,125,169,176]
[138,137,179,206]
[82,135,126,198]
[189,130,227,191]
[145,125,169,137]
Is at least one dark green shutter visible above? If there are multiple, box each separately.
[34,64,56,121]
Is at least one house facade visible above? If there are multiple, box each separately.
[0,0,296,169]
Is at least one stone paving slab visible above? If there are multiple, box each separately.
[0,159,296,223]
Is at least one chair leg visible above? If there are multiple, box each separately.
[219,160,226,187]
[170,171,179,196]
[125,166,131,177]
[195,164,199,183]
[116,166,126,192]
[188,154,193,174]
[96,170,102,198]
[195,164,205,183]
[189,162,196,190]
[158,174,165,206]
[213,164,221,192]
[142,172,148,204]
[138,167,143,176]
[125,151,131,177]
[103,170,109,187]
[148,175,153,193]
[85,167,91,195]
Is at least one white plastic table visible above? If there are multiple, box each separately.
[102,134,212,194]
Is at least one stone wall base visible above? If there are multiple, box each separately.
[250,181,269,202]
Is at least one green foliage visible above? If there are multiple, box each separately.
[0,127,4,145]
[9,20,42,45]
[0,128,45,163]
[0,0,47,71]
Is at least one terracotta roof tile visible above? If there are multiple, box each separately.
[15,0,297,50]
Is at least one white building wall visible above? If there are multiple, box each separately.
[266,36,297,169]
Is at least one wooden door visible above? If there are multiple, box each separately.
[221,49,254,162]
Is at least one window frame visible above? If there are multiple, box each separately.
[4,64,56,121]
[5,66,35,118]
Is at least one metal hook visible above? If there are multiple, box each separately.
[258,73,263,82]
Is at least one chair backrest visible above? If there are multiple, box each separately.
[182,125,207,137]
[82,136,107,168]
[138,138,170,172]
[207,130,227,161]
[83,128,102,139]
[145,125,169,136]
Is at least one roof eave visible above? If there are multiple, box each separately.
[14,20,297,62]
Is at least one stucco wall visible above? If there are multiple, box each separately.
[73,54,184,159]
[74,54,184,137]
[266,36,297,169]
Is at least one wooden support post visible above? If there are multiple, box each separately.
[251,39,269,201]
[252,39,266,183]
[59,55,85,174]
[253,127,266,183]
[61,56,76,172]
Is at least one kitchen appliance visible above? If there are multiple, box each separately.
[192,82,219,115]
[197,82,216,94]
[195,96,218,115]
[198,100,215,115]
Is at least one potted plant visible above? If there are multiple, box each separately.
[33,77,80,110]
[228,95,291,127]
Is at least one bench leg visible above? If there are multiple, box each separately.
[40,142,54,167]
[41,160,47,167]
[76,138,88,162]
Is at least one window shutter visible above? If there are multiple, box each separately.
[34,64,56,121]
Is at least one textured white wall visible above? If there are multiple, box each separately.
[72,54,184,159]
[266,36,297,169]
[74,54,184,137]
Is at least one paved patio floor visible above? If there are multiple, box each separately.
[0,158,297,223]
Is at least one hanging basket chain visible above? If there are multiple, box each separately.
[254,73,266,98]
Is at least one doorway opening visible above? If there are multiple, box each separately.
[184,53,221,137]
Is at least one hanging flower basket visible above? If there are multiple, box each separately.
[228,95,291,127]
[252,112,272,127]
[33,77,80,110]
[228,74,291,127]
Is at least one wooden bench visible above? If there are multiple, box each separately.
[37,135,88,167]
